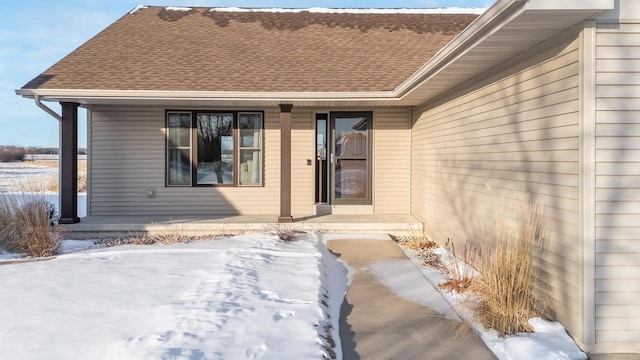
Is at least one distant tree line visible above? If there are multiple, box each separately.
[0,145,87,162]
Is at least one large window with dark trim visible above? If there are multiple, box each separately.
[166,111,263,187]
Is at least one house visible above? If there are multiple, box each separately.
[15,0,639,355]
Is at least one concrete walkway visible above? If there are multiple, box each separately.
[327,236,497,360]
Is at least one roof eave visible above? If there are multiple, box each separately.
[15,88,404,107]
[394,0,614,105]
[16,0,615,108]
[393,0,528,97]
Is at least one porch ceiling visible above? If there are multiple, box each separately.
[16,0,613,109]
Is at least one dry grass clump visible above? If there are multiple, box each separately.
[403,224,437,251]
[39,173,87,193]
[392,224,442,269]
[268,223,300,241]
[470,196,547,336]
[126,228,192,245]
[439,239,478,294]
[14,160,87,193]
[391,224,437,251]
[402,236,437,252]
[0,193,65,257]
[77,172,87,192]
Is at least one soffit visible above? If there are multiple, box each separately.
[400,8,609,106]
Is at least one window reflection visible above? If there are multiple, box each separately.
[197,113,234,185]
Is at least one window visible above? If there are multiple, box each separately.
[166,111,263,187]
[238,113,262,186]
[197,113,234,185]
[167,112,191,186]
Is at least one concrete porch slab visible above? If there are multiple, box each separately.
[63,214,423,239]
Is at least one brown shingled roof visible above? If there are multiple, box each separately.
[22,7,477,93]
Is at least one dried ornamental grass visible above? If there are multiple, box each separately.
[268,223,300,241]
[0,192,64,257]
[439,239,478,294]
[470,194,547,336]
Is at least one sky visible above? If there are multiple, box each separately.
[0,0,493,148]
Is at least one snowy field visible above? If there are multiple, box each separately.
[0,161,58,192]
[0,161,87,216]
[0,233,347,360]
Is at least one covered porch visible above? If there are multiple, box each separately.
[63,214,422,239]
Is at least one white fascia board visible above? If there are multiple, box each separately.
[524,0,614,10]
[15,88,397,103]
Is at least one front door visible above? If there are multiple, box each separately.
[330,112,372,205]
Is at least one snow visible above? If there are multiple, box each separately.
[165,6,192,12]
[209,7,486,15]
[483,318,588,360]
[0,232,347,359]
[129,5,148,14]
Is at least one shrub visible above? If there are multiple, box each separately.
[0,146,26,162]
[0,193,65,257]
[470,195,547,336]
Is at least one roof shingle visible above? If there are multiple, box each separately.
[23,7,478,93]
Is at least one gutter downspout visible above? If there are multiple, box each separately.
[34,95,62,121]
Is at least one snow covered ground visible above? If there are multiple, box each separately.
[0,191,587,360]
[0,233,347,360]
[0,162,58,192]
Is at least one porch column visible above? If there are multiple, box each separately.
[58,102,80,224]
[278,104,293,223]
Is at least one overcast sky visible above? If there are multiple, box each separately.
[1,0,492,148]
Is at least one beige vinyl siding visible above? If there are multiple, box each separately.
[291,108,314,217]
[373,107,411,214]
[594,21,640,349]
[89,105,411,218]
[411,33,583,339]
[89,105,280,216]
